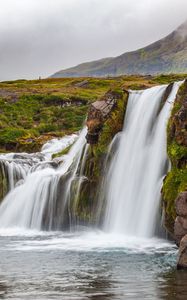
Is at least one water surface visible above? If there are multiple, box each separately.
[0,230,187,300]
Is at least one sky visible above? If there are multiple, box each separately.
[0,0,187,81]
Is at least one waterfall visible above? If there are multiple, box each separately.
[104,82,182,238]
[0,160,29,191]
[0,129,87,230]
[0,82,182,235]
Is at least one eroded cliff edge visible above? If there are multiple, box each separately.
[68,88,129,225]
[162,80,187,268]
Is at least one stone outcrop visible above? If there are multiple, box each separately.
[177,234,187,269]
[162,79,187,237]
[86,90,124,144]
[170,80,187,151]
[0,161,8,201]
[162,79,187,268]
[72,88,129,225]
[174,192,187,245]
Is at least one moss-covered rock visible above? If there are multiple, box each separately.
[162,80,187,236]
[71,88,128,225]
[0,161,8,202]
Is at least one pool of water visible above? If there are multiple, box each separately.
[0,229,187,300]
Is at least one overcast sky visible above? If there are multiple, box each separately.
[0,0,186,81]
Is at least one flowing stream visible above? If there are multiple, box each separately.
[0,83,186,299]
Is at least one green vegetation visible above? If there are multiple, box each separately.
[0,74,186,153]
[71,89,129,223]
[94,88,128,157]
[0,77,118,152]
[163,168,187,219]
[168,141,187,164]
[52,143,74,159]
[162,81,187,233]
[151,74,187,85]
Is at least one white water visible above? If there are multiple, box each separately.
[41,134,78,159]
[0,82,182,237]
[0,129,87,229]
[0,134,78,191]
[104,82,182,238]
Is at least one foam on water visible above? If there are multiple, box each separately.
[0,227,176,254]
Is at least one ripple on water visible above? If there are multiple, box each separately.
[0,229,185,300]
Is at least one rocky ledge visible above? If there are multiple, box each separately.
[86,90,124,144]
[174,192,187,269]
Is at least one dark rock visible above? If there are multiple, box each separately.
[86,90,122,144]
[175,192,187,217]
[174,192,187,245]
[161,83,174,105]
[174,216,187,245]
[173,105,187,146]
[177,234,187,269]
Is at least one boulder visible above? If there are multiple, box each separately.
[86,90,122,144]
[174,216,187,245]
[175,192,187,217]
[174,192,187,245]
[177,234,187,269]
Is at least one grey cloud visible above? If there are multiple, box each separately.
[0,0,187,80]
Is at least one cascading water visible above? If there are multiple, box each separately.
[104,82,182,238]
[0,129,87,230]
[0,82,182,236]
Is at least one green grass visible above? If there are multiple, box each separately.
[0,75,186,152]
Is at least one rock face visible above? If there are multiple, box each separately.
[170,80,187,150]
[73,88,128,224]
[162,80,187,237]
[86,90,123,144]
[177,235,187,269]
[174,192,187,245]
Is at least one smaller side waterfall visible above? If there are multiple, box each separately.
[0,128,88,230]
[104,82,182,238]
[0,160,29,191]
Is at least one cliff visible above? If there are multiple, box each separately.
[162,80,187,236]
[66,88,129,225]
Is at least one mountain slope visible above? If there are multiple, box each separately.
[52,21,187,77]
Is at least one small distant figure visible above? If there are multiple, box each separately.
[39,76,41,80]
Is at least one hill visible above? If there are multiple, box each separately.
[51,21,187,78]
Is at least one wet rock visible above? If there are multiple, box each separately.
[160,83,174,107]
[13,153,45,162]
[175,192,187,217]
[30,161,59,172]
[172,105,187,146]
[174,192,187,245]
[174,216,187,245]
[177,234,187,269]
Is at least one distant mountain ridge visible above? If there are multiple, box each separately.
[51,21,187,78]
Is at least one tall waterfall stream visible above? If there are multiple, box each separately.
[0,83,186,299]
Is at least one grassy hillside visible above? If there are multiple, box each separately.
[0,74,186,152]
[52,21,187,78]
